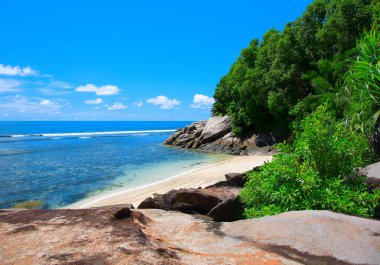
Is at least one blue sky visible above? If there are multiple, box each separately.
[0,0,313,121]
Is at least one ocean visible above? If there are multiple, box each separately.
[0,121,227,209]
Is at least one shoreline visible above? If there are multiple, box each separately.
[67,154,272,209]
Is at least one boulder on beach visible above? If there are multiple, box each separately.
[138,189,178,210]
[172,187,241,214]
[138,186,244,221]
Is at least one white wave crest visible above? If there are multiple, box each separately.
[5,129,176,138]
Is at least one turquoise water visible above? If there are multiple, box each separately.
[0,121,226,209]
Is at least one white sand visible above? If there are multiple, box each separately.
[67,154,272,209]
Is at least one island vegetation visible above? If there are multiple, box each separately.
[211,0,380,218]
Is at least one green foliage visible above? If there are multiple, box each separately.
[294,105,372,176]
[212,0,376,136]
[214,0,380,220]
[241,106,379,218]
[345,22,380,137]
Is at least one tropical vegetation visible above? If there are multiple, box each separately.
[212,0,380,218]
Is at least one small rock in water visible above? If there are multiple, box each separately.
[14,200,43,209]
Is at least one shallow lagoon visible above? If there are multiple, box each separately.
[0,121,226,208]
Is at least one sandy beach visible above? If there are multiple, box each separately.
[68,154,272,209]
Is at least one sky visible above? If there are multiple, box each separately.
[0,0,313,121]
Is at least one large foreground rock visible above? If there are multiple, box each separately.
[142,209,380,265]
[222,210,380,265]
[0,207,180,264]
[1,208,379,265]
[164,116,280,155]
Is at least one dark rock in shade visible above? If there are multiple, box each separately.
[138,197,156,209]
[208,196,244,222]
[174,187,241,215]
[171,201,200,213]
[254,133,278,147]
[206,171,252,189]
[224,172,246,187]
[113,207,132,220]
[164,116,280,155]
[205,180,233,189]
[138,186,242,220]
[205,174,245,188]
[138,189,178,210]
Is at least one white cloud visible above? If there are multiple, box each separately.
[0,64,37,76]
[76,84,120,96]
[133,101,143,107]
[0,79,22,93]
[38,80,73,95]
[40,99,62,109]
[0,94,61,113]
[147,95,181,109]
[84,98,103,104]
[191,94,215,108]
[49,81,73,89]
[42,74,54,78]
[40,99,53,105]
[39,88,71,95]
[107,102,127,110]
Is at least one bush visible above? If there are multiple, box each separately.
[241,106,380,218]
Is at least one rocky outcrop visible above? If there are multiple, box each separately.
[199,115,232,144]
[164,116,279,155]
[2,207,379,265]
